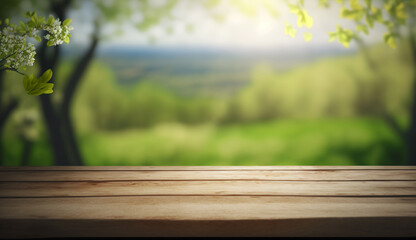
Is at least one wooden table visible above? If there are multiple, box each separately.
[0,166,416,237]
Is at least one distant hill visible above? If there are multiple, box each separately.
[64,45,355,97]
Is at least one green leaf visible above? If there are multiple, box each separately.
[356,24,369,34]
[384,33,396,49]
[303,32,312,42]
[5,18,9,25]
[47,40,54,47]
[350,0,362,10]
[339,7,363,20]
[284,23,297,38]
[47,15,55,25]
[371,7,383,22]
[38,16,45,24]
[39,69,53,83]
[288,4,300,14]
[395,2,407,20]
[64,37,70,44]
[366,12,374,28]
[22,71,54,96]
[62,18,72,26]
[382,20,394,31]
[19,21,26,32]
[35,35,42,42]
[328,32,337,42]
[331,25,354,48]
[31,15,38,25]
[364,0,372,7]
[297,10,313,28]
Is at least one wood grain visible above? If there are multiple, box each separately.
[1,180,415,197]
[1,170,416,181]
[2,196,416,220]
[1,166,415,237]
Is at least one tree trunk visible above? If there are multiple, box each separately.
[20,138,32,166]
[407,26,416,165]
[37,0,73,166]
[59,33,100,166]
[407,76,416,165]
[0,71,19,164]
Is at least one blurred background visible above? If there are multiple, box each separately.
[0,0,415,166]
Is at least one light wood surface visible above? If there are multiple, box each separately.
[0,166,415,237]
[2,169,416,181]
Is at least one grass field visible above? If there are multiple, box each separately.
[2,117,406,166]
[1,41,412,166]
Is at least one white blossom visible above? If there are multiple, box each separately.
[43,18,73,46]
[0,26,36,69]
[0,15,73,71]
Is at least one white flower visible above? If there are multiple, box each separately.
[0,25,36,69]
[43,18,73,46]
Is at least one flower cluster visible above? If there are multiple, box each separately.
[0,26,36,69]
[0,14,73,71]
[44,18,73,46]
[0,12,73,95]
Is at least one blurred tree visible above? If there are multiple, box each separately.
[2,0,415,165]
[42,0,179,165]
[0,4,69,162]
[1,0,180,165]
[0,1,24,164]
[217,0,416,164]
[316,0,416,165]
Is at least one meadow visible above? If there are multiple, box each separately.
[2,118,405,166]
[0,40,413,166]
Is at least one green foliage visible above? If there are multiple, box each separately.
[284,23,297,38]
[384,32,396,49]
[0,11,73,95]
[22,69,54,96]
[328,0,415,49]
[329,25,355,48]
[285,1,313,42]
[222,40,412,123]
[2,118,406,166]
[2,39,412,166]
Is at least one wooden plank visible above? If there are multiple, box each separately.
[1,180,415,197]
[1,196,416,220]
[1,166,415,171]
[2,217,416,237]
[2,196,416,237]
[1,166,416,237]
[1,170,416,181]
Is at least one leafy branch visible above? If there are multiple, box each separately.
[0,11,73,95]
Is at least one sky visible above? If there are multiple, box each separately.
[67,0,388,52]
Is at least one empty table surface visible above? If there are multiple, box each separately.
[1,166,416,237]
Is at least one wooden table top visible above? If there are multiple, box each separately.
[1,166,416,237]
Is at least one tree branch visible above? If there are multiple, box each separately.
[353,38,406,139]
[0,51,18,64]
[0,67,25,75]
[62,26,99,113]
